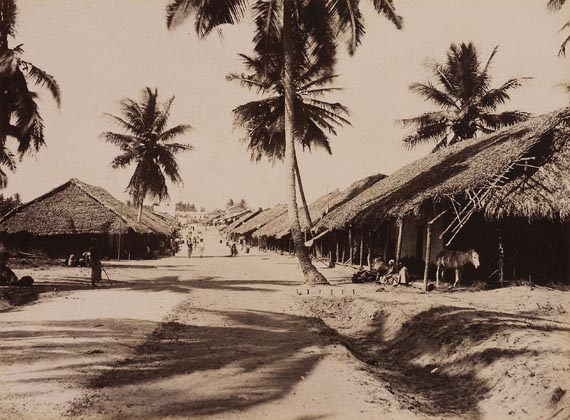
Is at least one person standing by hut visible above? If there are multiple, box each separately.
[89,238,102,287]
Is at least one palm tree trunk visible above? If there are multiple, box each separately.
[283,3,327,285]
[293,149,313,237]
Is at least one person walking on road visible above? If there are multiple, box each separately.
[187,238,193,258]
[197,238,205,258]
[89,238,102,287]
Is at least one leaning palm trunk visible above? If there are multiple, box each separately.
[283,2,327,285]
[293,150,313,238]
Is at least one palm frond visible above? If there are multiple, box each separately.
[329,0,365,55]
[18,60,61,106]
[478,77,529,110]
[479,111,530,130]
[100,132,138,150]
[547,0,566,12]
[372,0,403,29]
[410,82,458,109]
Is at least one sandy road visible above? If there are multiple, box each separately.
[0,229,415,420]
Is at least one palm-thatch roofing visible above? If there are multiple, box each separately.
[317,107,570,231]
[253,173,387,239]
[0,178,174,236]
[231,204,288,236]
[223,208,262,233]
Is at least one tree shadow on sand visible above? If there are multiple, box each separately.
[340,305,570,418]
[111,276,298,294]
[76,310,332,418]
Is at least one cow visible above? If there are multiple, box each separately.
[435,249,480,288]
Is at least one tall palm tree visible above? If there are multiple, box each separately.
[228,50,350,232]
[547,0,569,56]
[402,43,530,152]
[166,0,402,284]
[0,0,61,188]
[101,88,192,222]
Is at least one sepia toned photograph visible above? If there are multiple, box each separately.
[0,0,569,419]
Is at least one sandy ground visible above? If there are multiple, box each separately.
[0,228,569,420]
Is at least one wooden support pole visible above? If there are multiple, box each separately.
[348,228,354,265]
[395,220,404,266]
[423,221,432,291]
[359,230,364,267]
[341,231,346,265]
[497,226,504,287]
[383,224,390,261]
[368,230,373,270]
[335,232,340,263]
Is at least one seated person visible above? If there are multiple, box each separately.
[378,259,410,285]
[0,251,18,286]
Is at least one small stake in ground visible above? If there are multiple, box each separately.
[307,289,309,295]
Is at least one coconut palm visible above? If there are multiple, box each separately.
[238,198,247,208]
[0,0,61,187]
[228,50,350,231]
[166,0,402,284]
[402,43,530,152]
[547,0,569,56]
[101,87,192,222]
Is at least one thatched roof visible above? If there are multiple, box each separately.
[254,173,386,239]
[231,204,288,236]
[223,208,262,233]
[317,107,570,231]
[0,179,173,236]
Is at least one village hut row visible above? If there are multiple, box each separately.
[0,178,177,259]
[225,107,570,286]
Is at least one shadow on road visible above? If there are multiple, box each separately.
[76,309,332,418]
[339,305,570,417]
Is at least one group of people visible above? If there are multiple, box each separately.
[66,239,102,287]
[0,251,34,292]
[374,258,409,286]
[185,227,205,258]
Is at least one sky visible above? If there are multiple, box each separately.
[4,0,569,210]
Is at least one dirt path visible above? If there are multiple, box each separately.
[0,230,415,420]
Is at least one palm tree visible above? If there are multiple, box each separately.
[547,0,569,56]
[101,87,192,222]
[238,198,248,208]
[0,0,61,188]
[166,0,402,284]
[229,50,350,233]
[402,43,530,152]
[226,198,235,208]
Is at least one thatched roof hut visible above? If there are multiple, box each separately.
[0,178,172,236]
[232,204,288,236]
[254,173,387,239]
[317,107,570,231]
[224,208,262,234]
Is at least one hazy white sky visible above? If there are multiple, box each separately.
[4,0,569,210]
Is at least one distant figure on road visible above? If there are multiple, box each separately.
[187,239,193,258]
[230,243,238,257]
[197,238,205,258]
[89,238,102,287]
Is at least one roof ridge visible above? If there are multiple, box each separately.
[0,179,74,224]
[70,179,135,229]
